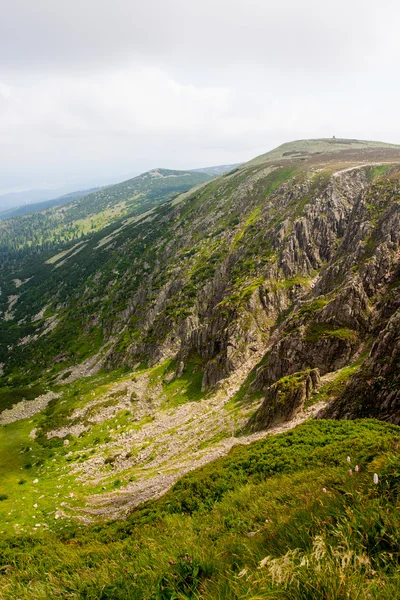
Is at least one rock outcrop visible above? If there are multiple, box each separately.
[250,368,320,431]
[321,305,400,423]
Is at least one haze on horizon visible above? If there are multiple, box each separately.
[1,0,400,205]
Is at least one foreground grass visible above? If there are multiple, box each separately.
[0,419,399,598]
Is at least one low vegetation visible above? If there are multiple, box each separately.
[0,419,399,598]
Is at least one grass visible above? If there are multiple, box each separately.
[0,367,157,536]
[218,278,264,309]
[269,274,315,291]
[367,164,392,181]
[224,353,270,410]
[0,417,82,537]
[0,419,399,598]
[145,357,206,409]
[232,207,262,246]
[305,324,358,343]
[161,360,206,408]
[305,355,367,407]
[0,357,218,537]
[296,298,329,318]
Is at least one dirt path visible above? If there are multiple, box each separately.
[333,162,392,177]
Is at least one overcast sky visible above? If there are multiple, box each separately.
[1,0,400,199]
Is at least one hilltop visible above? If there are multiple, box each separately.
[248,136,400,165]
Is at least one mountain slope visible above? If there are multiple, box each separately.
[1,139,400,403]
[0,168,212,252]
[1,419,399,599]
[192,162,242,176]
[0,186,103,220]
[0,137,400,532]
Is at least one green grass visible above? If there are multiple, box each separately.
[297,298,329,318]
[232,207,262,246]
[218,278,264,309]
[224,353,270,410]
[367,164,392,181]
[161,359,206,408]
[143,357,206,409]
[0,419,399,598]
[269,274,315,291]
[0,365,173,528]
[0,417,82,537]
[305,324,358,343]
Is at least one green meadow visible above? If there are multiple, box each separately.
[0,419,399,599]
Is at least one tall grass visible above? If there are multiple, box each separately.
[0,419,399,599]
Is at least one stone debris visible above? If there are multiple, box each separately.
[57,348,327,523]
[0,392,60,425]
[4,295,19,321]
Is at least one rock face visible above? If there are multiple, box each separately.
[321,306,400,423]
[250,369,320,431]
[248,169,400,426]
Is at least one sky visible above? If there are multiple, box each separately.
[1,0,400,203]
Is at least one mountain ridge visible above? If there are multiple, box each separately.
[0,167,213,252]
[0,164,239,223]
[0,186,104,220]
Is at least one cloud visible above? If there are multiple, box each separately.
[0,0,399,195]
[0,0,394,74]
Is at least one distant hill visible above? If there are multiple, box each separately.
[0,168,212,251]
[192,163,242,176]
[0,187,103,220]
[0,165,239,221]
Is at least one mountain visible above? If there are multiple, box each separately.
[0,165,239,221]
[2,137,399,409]
[0,187,103,220]
[192,162,242,176]
[0,168,212,252]
[0,187,70,211]
[0,137,400,598]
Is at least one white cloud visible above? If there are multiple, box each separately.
[0,0,399,196]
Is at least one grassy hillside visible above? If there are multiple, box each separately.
[0,187,103,220]
[192,163,242,176]
[247,137,400,166]
[0,419,399,598]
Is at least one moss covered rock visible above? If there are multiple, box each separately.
[250,368,320,431]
